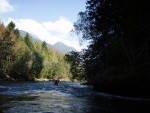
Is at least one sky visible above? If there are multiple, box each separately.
[0,0,86,51]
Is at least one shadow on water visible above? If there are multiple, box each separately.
[0,81,150,113]
[0,94,11,112]
[90,92,150,113]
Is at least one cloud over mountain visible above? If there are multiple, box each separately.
[4,17,82,51]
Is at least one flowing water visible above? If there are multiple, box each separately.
[0,81,150,113]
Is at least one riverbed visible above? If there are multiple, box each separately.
[0,81,150,113]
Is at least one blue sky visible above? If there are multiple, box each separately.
[0,0,86,51]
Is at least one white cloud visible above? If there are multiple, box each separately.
[7,18,58,44]
[5,17,82,51]
[43,16,73,34]
[0,0,14,13]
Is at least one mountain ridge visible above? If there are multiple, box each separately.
[54,42,77,54]
[19,30,77,54]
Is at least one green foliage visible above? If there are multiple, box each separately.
[9,51,32,80]
[0,24,16,79]
[7,21,15,31]
[42,41,48,51]
[38,46,71,80]
[65,51,85,81]
[0,21,72,81]
[14,28,20,38]
[24,33,34,50]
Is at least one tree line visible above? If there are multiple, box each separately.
[66,0,150,96]
[0,21,72,81]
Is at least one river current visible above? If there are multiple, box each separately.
[0,81,150,113]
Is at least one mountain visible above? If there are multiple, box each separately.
[19,30,77,54]
[54,42,78,54]
[19,30,42,43]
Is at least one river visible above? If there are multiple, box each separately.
[0,81,150,113]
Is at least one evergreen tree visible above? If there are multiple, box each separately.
[24,33,34,49]
[0,27,16,79]
[7,21,15,31]
[42,41,48,50]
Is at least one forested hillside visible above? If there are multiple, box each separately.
[0,21,72,81]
